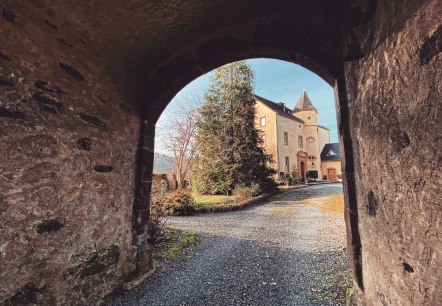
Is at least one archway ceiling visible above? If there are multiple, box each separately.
[30,1,346,68]
[19,0,349,115]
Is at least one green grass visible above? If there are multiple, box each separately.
[159,190,281,215]
[191,193,236,205]
[312,264,353,305]
[190,190,285,213]
[191,192,240,212]
[153,226,197,261]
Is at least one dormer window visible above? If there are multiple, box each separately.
[326,150,337,156]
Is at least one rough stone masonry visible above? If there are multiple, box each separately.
[0,2,143,304]
[0,0,440,305]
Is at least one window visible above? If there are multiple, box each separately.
[326,150,337,156]
[285,156,290,173]
[306,136,315,143]
[260,117,266,127]
[298,136,303,148]
[283,132,288,145]
[307,116,311,120]
[308,155,316,161]
[307,170,318,179]
[262,134,267,146]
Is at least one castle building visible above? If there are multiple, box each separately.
[254,90,341,182]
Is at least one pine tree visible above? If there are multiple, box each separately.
[193,61,276,195]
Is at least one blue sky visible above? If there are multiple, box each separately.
[156,58,338,153]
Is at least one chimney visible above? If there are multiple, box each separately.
[279,102,289,113]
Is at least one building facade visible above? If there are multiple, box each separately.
[319,143,342,182]
[255,91,340,182]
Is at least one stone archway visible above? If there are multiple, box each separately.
[0,1,439,305]
[129,5,366,297]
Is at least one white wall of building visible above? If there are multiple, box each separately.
[275,114,304,176]
[318,126,330,155]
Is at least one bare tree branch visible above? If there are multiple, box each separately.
[159,95,202,188]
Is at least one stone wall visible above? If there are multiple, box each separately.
[0,0,440,305]
[0,5,142,305]
[152,173,177,191]
[344,1,441,305]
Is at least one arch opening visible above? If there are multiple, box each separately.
[136,56,362,302]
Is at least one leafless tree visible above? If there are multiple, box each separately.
[159,98,201,188]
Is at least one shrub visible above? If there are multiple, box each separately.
[150,190,165,203]
[284,173,293,185]
[260,176,278,192]
[289,165,301,185]
[147,200,168,244]
[164,189,195,215]
[233,182,262,201]
[221,197,235,204]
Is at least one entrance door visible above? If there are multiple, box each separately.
[300,161,305,182]
[327,168,337,182]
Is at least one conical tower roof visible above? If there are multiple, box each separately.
[293,90,317,113]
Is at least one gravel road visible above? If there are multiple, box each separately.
[107,183,351,306]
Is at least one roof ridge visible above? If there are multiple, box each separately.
[254,94,304,123]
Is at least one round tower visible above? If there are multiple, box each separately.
[293,90,322,181]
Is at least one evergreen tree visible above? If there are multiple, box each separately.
[193,61,275,195]
[288,164,300,185]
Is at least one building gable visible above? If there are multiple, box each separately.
[320,143,340,161]
[254,94,304,123]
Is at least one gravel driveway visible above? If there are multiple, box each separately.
[107,183,351,306]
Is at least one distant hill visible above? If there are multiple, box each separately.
[153,152,174,173]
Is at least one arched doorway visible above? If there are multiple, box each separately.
[300,161,305,182]
[297,150,309,183]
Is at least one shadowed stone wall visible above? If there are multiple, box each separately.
[344,1,441,305]
[0,0,440,305]
[0,4,142,305]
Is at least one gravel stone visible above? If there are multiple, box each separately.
[106,183,350,306]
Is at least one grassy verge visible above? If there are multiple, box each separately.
[191,192,238,212]
[191,186,294,207]
[153,225,197,261]
[192,193,236,205]
[191,191,279,213]
[319,193,345,214]
[312,263,353,305]
[158,187,294,216]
